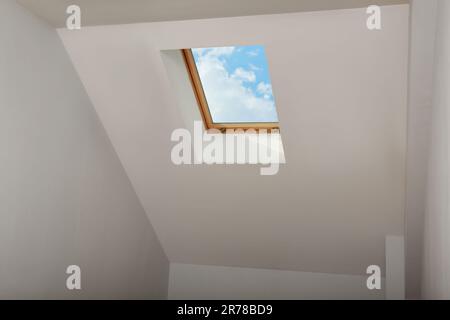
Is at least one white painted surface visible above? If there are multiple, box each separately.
[18,0,408,27]
[169,263,385,300]
[0,0,168,299]
[59,5,409,276]
[385,236,405,299]
[405,0,437,300]
[161,50,202,136]
[422,0,450,300]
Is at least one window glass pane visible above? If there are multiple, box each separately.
[191,45,279,124]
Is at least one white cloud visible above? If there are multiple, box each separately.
[247,50,259,57]
[232,68,256,83]
[257,82,273,99]
[194,49,278,123]
[249,63,261,71]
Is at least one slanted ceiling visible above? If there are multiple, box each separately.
[18,0,408,27]
[57,5,409,275]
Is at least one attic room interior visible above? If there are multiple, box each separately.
[1,0,449,302]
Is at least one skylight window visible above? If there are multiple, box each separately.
[182,45,279,131]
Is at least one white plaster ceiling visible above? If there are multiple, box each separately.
[18,0,408,27]
[57,5,409,275]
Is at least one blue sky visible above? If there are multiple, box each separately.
[192,45,278,123]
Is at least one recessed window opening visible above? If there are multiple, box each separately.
[182,45,280,132]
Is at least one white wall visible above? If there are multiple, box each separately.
[0,0,169,299]
[59,4,409,277]
[422,0,450,300]
[169,263,385,300]
[385,235,405,299]
[405,0,437,299]
[16,0,410,28]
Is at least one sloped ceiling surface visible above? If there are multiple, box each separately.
[18,0,408,27]
[57,5,409,275]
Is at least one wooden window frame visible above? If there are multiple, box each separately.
[181,49,279,132]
